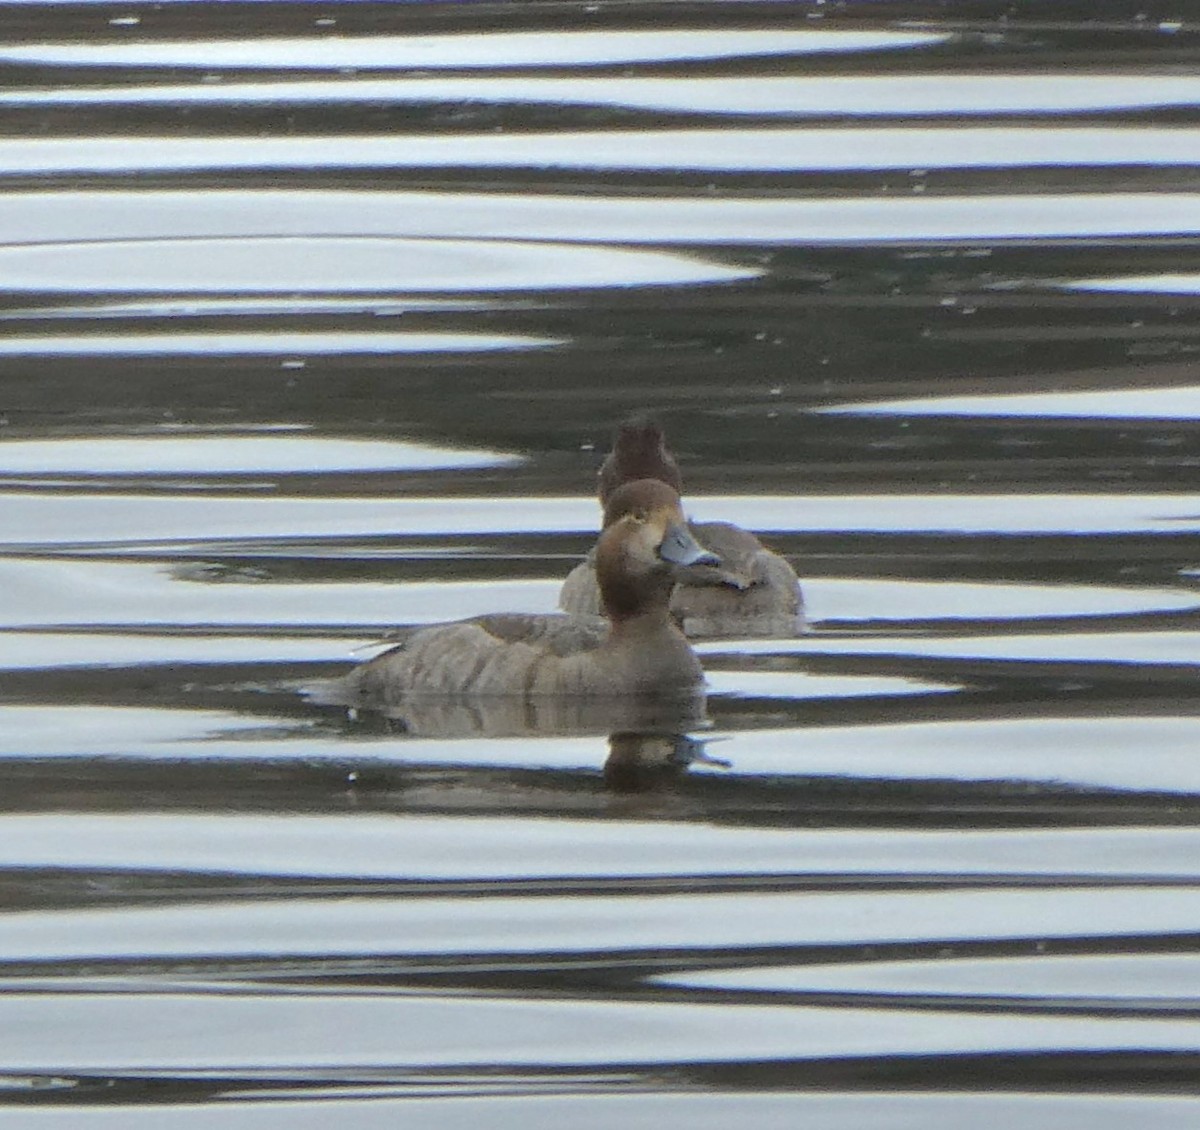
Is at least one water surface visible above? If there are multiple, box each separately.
[1,3,1200,1126]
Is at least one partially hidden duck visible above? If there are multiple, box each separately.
[336,479,718,705]
[560,417,805,637]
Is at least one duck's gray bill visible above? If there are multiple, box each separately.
[658,522,720,568]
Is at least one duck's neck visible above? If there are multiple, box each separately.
[605,604,681,642]
[600,567,676,631]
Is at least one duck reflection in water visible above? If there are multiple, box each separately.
[328,700,723,791]
[340,692,710,742]
[326,479,717,708]
[561,416,805,638]
[604,730,730,794]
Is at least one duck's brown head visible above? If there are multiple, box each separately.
[594,479,718,622]
[598,416,683,507]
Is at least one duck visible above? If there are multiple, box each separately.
[560,417,805,638]
[333,479,719,705]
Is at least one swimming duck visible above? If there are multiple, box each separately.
[560,417,805,638]
[336,479,718,704]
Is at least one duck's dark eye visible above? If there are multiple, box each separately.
[631,509,648,524]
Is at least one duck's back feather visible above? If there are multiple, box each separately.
[347,622,545,700]
[374,612,608,657]
[468,612,608,655]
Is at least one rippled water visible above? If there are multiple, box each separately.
[2,4,1200,1127]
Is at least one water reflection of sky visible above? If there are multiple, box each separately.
[1,921,1196,1068]
[0,811,1196,883]
[5,567,1193,634]
[0,331,560,355]
[0,434,523,474]
[4,74,1197,117]
[654,952,1200,999]
[7,492,1200,545]
[6,190,1199,245]
[1060,273,1200,294]
[698,632,1200,667]
[0,237,755,292]
[0,297,493,320]
[7,127,1198,176]
[820,386,1200,420]
[690,718,1200,794]
[0,564,564,629]
[5,699,1200,797]
[0,30,950,69]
